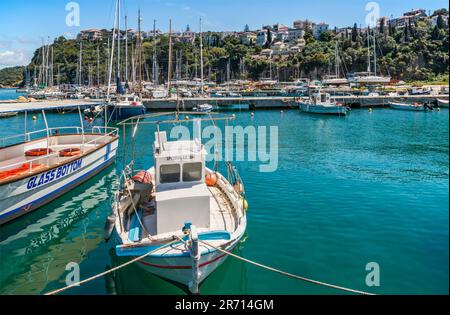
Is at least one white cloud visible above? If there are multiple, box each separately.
[0,50,31,69]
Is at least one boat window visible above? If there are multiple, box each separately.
[182,163,202,182]
[160,164,180,183]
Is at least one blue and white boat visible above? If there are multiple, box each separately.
[106,94,146,121]
[299,92,349,116]
[105,113,248,293]
[0,114,118,225]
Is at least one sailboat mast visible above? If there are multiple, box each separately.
[125,15,128,85]
[138,9,143,93]
[167,19,173,97]
[367,28,371,74]
[153,19,157,84]
[373,29,377,76]
[106,0,119,131]
[97,45,100,86]
[79,41,83,86]
[117,0,121,82]
[199,17,204,94]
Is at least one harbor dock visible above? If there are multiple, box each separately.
[0,99,101,114]
[0,94,448,114]
[143,94,449,110]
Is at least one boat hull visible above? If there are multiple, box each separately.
[115,234,243,289]
[0,139,119,225]
[299,103,348,115]
[437,99,449,108]
[389,103,427,111]
[107,105,146,120]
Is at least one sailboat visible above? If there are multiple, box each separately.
[106,3,146,121]
[105,113,248,293]
[349,28,391,85]
[322,42,348,85]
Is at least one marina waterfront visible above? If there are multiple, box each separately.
[0,106,448,294]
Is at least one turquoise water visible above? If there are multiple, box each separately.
[0,108,448,295]
[0,88,24,101]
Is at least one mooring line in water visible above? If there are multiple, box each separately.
[198,239,375,295]
[44,239,179,296]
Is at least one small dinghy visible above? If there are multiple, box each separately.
[106,112,248,293]
[0,111,18,119]
[437,99,449,108]
[389,102,434,111]
[192,103,215,113]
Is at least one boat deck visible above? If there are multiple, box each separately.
[0,133,116,183]
[137,184,237,242]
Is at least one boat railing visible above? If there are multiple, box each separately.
[0,126,117,148]
[0,126,118,173]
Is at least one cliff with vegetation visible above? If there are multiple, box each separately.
[0,66,26,87]
[2,9,448,87]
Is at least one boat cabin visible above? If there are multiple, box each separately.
[152,131,211,235]
[311,92,332,105]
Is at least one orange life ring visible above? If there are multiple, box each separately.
[0,163,45,181]
[25,148,53,157]
[59,148,82,157]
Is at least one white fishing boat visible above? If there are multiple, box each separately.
[0,110,119,225]
[437,99,449,108]
[298,92,349,116]
[389,102,434,111]
[105,113,248,293]
[192,103,214,113]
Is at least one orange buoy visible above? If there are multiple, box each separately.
[205,172,218,187]
[59,148,82,157]
[25,148,53,157]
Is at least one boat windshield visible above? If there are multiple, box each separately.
[182,162,202,182]
[160,164,181,183]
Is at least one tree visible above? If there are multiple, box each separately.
[263,29,272,48]
[379,17,386,34]
[352,23,358,42]
[319,31,332,42]
[437,15,445,29]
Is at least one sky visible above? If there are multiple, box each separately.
[0,0,448,69]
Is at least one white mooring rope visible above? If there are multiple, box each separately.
[198,239,375,295]
[44,239,178,295]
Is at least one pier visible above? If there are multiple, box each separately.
[0,94,448,114]
[143,94,449,110]
[0,99,101,114]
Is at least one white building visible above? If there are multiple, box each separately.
[287,28,305,42]
[430,14,449,28]
[313,23,329,39]
[256,30,270,46]
[240,32,257,45]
